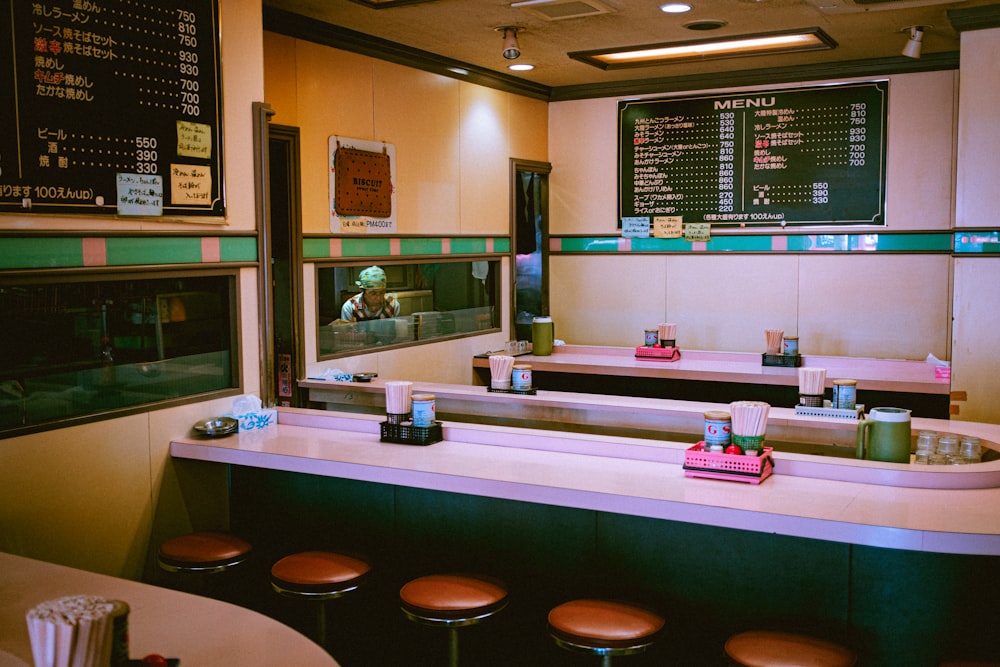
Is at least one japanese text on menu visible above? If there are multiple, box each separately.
[618,82,887,227]
[0,0,223,216]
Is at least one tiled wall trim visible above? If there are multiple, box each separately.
[1,232,988,271]
[552,232,964,254]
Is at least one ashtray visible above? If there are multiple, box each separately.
[193,416,238,437]
[353,372,378,382]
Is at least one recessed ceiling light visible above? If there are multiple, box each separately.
[660,2,692,13]
[568,27,837,69]
[684,19,727,30]
[508,63,536,71]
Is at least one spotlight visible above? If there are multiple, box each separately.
[499,26,522,60]
[902,26,923,59]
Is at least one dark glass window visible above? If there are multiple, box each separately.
[0,271,238,434]
[316,260,501,357]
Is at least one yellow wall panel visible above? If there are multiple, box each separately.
[952,258,1000,422]
[295,44,376,233]
[460,83,510,235]
[509,94,549,164]
[374,61,462,235]
[263,31,299,127]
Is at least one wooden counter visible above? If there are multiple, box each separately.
[470,345,951,417]
[171,408,1000,556]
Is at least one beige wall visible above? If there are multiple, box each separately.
[0,0,264,577]
[548,72,956,362]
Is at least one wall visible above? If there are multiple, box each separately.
[547,72,955,361]
[0,0,265,578]
[262,32,548,381]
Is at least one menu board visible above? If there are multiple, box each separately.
[619,82,887,227]
[0,0,224,217]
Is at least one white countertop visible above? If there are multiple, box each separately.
[0,552,337,667]
[170,409,1000,557]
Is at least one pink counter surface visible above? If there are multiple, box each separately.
[170,409,1000,557]
[471,345,950,394]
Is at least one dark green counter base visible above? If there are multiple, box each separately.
[228,466,997,666]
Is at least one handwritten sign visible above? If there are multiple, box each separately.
[170,164,212,205]
[177,121,213,159]
[621,217,650,238]
[684,223,711,242]
[653,216,683,238]
[116,173,163,216]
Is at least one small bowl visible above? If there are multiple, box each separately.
[193,416,238,437]
[353,372,377,383]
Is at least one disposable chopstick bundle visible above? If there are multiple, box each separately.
[729,401,770,437]
[658,323,676,341]
[764,329,784,354]
[384,381,412,415]
[26,595,114,667]
[489,355,515,389]
[798,367,826,395]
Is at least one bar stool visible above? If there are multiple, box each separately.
[157,531,252,599]
[270,550,372,648]
[548,598,665,666]
[399,573,508,667]
[724,630,857,667]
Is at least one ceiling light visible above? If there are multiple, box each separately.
[660,2,692,13]
[508,63,535,71]
[497,26,522,60]
[901,26,924,58]
[568,27,837,69]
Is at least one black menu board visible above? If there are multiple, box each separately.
[0,0,224,217]
[619,82,887,227]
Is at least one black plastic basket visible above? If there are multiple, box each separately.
[380,421,443,446]
[487,386,538,395]
[762,353,802,367]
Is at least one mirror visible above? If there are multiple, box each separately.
[316,259,501,357]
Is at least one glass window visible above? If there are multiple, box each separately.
[316,260,500,357]
[0,271,238,434]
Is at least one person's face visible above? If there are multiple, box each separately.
[362,288,385,308]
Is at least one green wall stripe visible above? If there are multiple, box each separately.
[401,238,443,255]
[303,238,331,259]
[493,238,510,253]
[0,238,83,269]
[449,237,485,254]
[553,232,958,254]
[955,231,1000,253]
[219,237,258,262]
[341,238,393,257]
[105,238,203,265]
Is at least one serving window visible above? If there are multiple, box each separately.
[315,259,501,358]
[0,270,239,435]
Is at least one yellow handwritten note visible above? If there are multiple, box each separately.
[170,164,212,204]
[684,222,711,242]
[177,121,212,159]
[653,216,683,238]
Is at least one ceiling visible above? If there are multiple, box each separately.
[263,0,996,94]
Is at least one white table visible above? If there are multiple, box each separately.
[0,552,338,666]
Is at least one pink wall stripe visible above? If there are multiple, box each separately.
[617,238,632,252]
[329,238,342,257]
[549,238,562,252]
[200,237,221,262]
[771,235,789,251]
[442,238,452,254]
[390,238,401,255]
[485,238,493,253]
[691,241,708,252]
[81,238,107,266]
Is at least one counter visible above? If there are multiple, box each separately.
[470,345,952,417]
[0,552,337,667]
[171,408,1000,555]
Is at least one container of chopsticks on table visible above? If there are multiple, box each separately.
[658,322,677,348]
[489,354,515,391]
[384,381,412,424]
[764,328,784,355]
[729,400,770,455]
[798,367,826,407]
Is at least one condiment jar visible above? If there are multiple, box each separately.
[512,364,532,390]
[703,410,732,448]
[411,393,436,427]
[831,379,857,410]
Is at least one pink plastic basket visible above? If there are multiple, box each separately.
[683,443,774,484]
[634,346,681,362]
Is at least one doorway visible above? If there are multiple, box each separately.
[510,159,551,341]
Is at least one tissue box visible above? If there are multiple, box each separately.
[235,409,277,431]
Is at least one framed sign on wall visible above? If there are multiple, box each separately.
[618,81,888,229]
[0,0,225,218]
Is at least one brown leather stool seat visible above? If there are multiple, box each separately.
[725,630,857,667]
[400,573,508,667]
[271,550,372,647]
[548,599,665,666]
[157,531,252,573]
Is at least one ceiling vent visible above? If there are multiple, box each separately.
[803,0,956,13]
[511,0,615,21]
